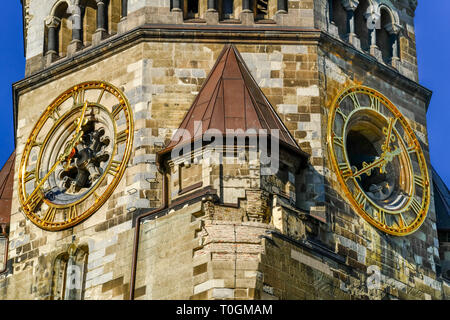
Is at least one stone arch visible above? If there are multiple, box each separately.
[376,4,398,64]
[45,0,72,58]
[376,0,400,24]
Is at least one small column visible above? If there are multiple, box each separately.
[67,5,83,56]
[93,0,108,45]
[172,0,182,11]
[45,16,60,64]
[341,0,359,47]
[96,0,107,32]
[385,22,402,68]
[366,12,382,61]
[241,0,254,25]
[121,0,128,18]
[205,0,218,24]
[207,0,216,11]
[276,0,287,14]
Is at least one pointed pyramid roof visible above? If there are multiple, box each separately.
[0,151,15,226]
[159,44,308,160]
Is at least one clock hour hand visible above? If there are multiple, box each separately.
[75,101,89,134]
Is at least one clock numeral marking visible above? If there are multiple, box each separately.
[32,141,43,148]
[369,96,381,112]
[336,108,348,122]
[407,145,417,154]
[398,213,406,228]
[69,205,78,221]
[333,136,344,148]
[338,162,353,181]
[377,209,386,225]
[116,130,128,144]
[26,192,44,212]
[24,171,36,183]
[108,160,121,176]
[73,89,86,107]
[354,191,367,208]
[93,191,101,201]
[414,175,425,188]
[97,88,106,104]
[410,198,422,216]
[43,207,57,223]
[111,104,124,118]
[49,106,61,122]
[348,92,361,109]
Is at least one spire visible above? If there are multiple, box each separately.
[159,44,307,160]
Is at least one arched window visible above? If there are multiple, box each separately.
[51,244,88,300]
[45,1,71,58]
[354,0,371,51]
[376,7,394,64]
[330,0,347,38]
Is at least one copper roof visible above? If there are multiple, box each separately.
[159,44,307,159]
[0,151,15,225]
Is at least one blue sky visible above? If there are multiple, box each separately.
[0,1,449,189]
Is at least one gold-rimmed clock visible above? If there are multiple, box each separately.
[18,81,134,231]
[327,86,430,236]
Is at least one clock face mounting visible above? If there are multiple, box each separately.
[327,86,430,236]
[18,81,134,231]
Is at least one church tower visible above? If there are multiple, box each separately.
[0,0,448,299]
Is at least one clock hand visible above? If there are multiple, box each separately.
[352,147,402,179]
[382,117,397,153]
[75,101,89,134]
[65,102,89,170]
[352,156,387,179]
[24,130,84,206]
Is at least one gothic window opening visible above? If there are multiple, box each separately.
[219,0,237,21]
[184,0,200,19]
[45,1,71,58]
[51,244,88,300]
[354,0,370,52]
[377,7,394,64]
[108,0,122,34]
[80,0,98,46]
[330,0,347,38]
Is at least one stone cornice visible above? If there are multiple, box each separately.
[12,24,431,146]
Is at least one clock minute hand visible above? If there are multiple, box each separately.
[75,101,89,134]
[24,131,84,206]
[65,102,89,170]
[352,147,402,180]
[352,156,387,179]
[382,117,397,153]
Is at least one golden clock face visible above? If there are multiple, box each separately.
[18,81,134,231]
[327,86,430,236]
